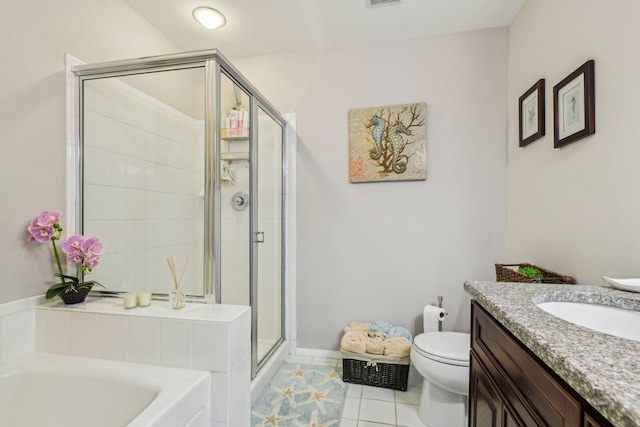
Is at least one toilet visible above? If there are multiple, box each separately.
[410,330,470,427]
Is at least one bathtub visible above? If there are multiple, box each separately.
[0,352,210,427]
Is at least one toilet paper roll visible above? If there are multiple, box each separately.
[423,305,448,333]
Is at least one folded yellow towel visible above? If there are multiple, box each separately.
[383,337,412,357]
[340,330,368,354]
[343,321,369,333]
[366,337,385,355]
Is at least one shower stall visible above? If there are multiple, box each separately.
[70,50,290,376]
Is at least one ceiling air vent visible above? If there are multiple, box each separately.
[367,0,402,7]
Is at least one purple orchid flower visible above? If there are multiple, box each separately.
[28,210,105,299]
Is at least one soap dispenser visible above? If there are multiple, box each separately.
[229,107,240,135]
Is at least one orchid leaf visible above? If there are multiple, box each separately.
[54,274,79,284]
[46,282,75,299]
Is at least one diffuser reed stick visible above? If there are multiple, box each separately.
[166,255,188,309]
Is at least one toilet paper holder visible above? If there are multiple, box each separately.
[437,296,448,315]
[437,296,448,332]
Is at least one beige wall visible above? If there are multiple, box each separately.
[7,0,637,352]
[507,0,640,284]
[0,0,179,303]
[2,2,512,352]
[235,27,509,350]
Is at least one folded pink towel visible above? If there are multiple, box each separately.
[383,337,412,357]
[341,330,368,354]
[343,322,369,333]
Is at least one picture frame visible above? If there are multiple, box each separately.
[519,79,545,147]
[348,102,427,183]
[553,60,595,148]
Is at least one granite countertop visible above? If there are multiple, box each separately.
[464,281,640,427]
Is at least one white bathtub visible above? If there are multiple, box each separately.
[0,352,210,427]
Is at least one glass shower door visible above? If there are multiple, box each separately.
[217,72,285,376]
[254,107,284,368]
[219,73,251,307]
[81,68,206,297]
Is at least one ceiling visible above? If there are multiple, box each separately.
[122,0,525,59]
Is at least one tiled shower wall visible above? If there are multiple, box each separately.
[220,136,251,306]
[81,78,204,295]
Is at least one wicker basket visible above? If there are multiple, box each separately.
[341,351,409,391]
[495,263,573,284]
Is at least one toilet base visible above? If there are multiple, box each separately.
[418,379,468,427]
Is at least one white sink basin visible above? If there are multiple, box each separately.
[537,301,640,342]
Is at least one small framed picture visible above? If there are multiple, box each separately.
[519,79,545,147]
[553,60,595,148]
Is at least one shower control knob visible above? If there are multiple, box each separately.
[231,191,249,211]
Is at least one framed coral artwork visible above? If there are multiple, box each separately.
[349,102,427,183]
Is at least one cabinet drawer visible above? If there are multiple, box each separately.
[471,301,581,427]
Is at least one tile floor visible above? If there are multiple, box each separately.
[286,354,426,427]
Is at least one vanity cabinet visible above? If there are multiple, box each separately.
[469,301,613,427]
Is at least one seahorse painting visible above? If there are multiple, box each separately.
[366,115,386,160]
[387,120,412,174]
[348,102,427,183]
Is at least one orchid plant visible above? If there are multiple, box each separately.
[28,210,105,299]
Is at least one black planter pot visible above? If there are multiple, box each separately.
[59,284,93,304]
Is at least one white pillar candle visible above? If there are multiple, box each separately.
[137,291,152,307]
[124,293,138,309]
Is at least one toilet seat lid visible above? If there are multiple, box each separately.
[413,332,470,366]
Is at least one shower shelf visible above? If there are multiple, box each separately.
[221,135,249,141]
[220,128,249,141]
[221,152,249,162]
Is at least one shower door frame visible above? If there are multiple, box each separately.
[72,49,288,378]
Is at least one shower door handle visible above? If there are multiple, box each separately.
[254,231,265,243]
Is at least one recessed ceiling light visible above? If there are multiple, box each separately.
[367,0,402,7]
[192,7,226,29]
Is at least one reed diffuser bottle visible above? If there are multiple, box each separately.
[166,256,187,309]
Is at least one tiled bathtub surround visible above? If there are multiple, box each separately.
[36,297,251,427]
[0,295,44,363]
[464,281,640,427]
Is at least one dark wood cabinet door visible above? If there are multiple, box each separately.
[584,409,613,427]
[584,413,600,427]
[470,353,504,427]
[502,404,521,427]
